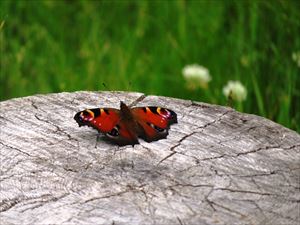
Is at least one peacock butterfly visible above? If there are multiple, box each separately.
[74,101,177,146]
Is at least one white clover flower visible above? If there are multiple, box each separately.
[182,64,212,90]
[292,51,300,67]
[223,80,247,102]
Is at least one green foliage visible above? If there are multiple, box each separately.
[1,0,299,132]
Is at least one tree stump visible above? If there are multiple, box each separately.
[0,91,299,225]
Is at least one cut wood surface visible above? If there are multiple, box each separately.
[0,91,299,225]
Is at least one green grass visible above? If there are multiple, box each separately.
[1,0,299,132]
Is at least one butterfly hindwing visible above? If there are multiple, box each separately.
[105,120,139,146]
[131,106,177,142]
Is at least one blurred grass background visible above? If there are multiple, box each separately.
[0,0,299,132]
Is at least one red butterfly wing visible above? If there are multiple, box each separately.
[74,107,139,145]
[74,108,120,132]
[131,106,177,142]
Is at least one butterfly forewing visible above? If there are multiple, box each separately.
[74,108,120,132]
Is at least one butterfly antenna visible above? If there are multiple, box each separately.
[126,82,132,91]
[102,82,122,104]
[102,82,109,91]
[123,81,133,105]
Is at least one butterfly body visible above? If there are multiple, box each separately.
[74,101,177,146]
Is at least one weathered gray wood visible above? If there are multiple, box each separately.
[0,91,299,225]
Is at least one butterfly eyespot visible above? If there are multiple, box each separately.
[147,122,165,133]
[159,108,170,116]
[159,109,177,122]
[80,110,94,121]
[159,108,166,113]
[107,127,119,137]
